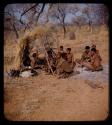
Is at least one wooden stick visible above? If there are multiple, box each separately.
[56,33,60,52]
[42,36,55,75]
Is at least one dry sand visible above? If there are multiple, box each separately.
[4,72,109,121]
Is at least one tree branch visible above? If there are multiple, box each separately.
[46,4,53,22]
[20,3,38,24]
[36,3,45,23]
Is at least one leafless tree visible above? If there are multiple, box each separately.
[4,4,47,39]
[4,4,109,41]
[49,4,69,37]
[72,16,87,28]
[82,4,108,26]
[94,4,108,25]
[82,4,93,27]
[4,10,19,39]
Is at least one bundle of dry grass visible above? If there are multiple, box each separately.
[12,26,59,71]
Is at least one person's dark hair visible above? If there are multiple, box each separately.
[91,48,96,52]
[33,53,36,58]
[60,46,63,49]
[67,48,71,51]
[47,50,52,55]
[85,46,90,49]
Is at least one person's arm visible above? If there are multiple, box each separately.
[99,54,102,61]
[90,56,95,65]
[81,52,85,61]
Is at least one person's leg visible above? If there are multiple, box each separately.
[83,62,95,70]
[56,66,65,78]
[72,61,76,68]
[75,59,84,67]
[94,65,103,71]
[75,59,81,64]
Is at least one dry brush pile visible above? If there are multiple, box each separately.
[5,25,59,71]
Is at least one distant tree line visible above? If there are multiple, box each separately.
[4,3,109,39]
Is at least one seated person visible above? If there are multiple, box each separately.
[56,53,67,74]
[29,47,38,69]
[57,48,75,78]
[75,46,91,66]
[66,48,74,63]
[81,46,91,62]
[45,49,56,73]
[82,48,103,71]
[59,46,65,54]
[56,46,65,59]
[91,44,102,61]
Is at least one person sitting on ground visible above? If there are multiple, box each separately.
[91,40,99,54]
[56,52,67,71]
[59,46,65,54]
[29,47,38,69]
[81,46,91,62]
[91,44,102,61]
[66,48,74,63]
[57,46,65,59]
[75,46,91,66]
[45,49,56,73]
[57,48,75,78]
[82,48,103,71]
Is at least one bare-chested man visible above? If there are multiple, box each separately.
[81,46,91,62]
[75,46,91,66]
[66,48,76,71]
[91,44,102,61]
[66,48,74,64]
[57,46,65,59]
[57,48,75,78]
[82,48,103,71]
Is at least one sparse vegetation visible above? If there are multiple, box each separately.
[4,4,109,121]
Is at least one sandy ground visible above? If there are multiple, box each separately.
[71,64,109,84]
[4,25,109,121]
[4,68,109,121]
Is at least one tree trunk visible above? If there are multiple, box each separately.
[88,20,91,26]
[36,3,45,24]
[42,40,55,76]
[88,20,92,33]
[62,23,66,38]
[63,25,66,37]
[12,23,19,39]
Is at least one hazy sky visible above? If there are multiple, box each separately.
[5,4,107,25]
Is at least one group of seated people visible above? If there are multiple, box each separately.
[75,44,103,71]
[27,45,75,75]
[56,46,75,75]
[56,44,103,74]
[23,43,103,77]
